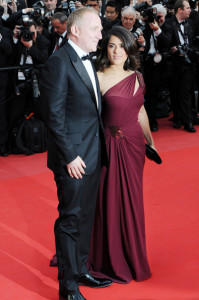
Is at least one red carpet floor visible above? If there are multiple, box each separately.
[1,117,199,300]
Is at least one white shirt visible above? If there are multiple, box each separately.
[53,30,67,53]
[178,21,187,45]
[68,39,99,108]
[148,28,162,55]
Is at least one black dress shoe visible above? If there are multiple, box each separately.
[184,123,196,133]
[78,273,112,288]
[59,291,86,300]
[173,120,181,129]
[0,148,9,157]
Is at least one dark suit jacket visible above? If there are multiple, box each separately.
[41,42,107,174]
[164,15,195,49]
[143,22,171,55]
[48,32,67,56]
[0,24,13,89]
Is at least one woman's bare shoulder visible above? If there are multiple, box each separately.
[97,71,105,80]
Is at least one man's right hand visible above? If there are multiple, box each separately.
[13,25,20,39]
[67,156,86,179]
[149,20,159,31]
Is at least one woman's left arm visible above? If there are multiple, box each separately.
[138,105,156,149]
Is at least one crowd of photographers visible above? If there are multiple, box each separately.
[0,0,199,156]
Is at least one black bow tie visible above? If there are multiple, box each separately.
[180,21,185,26]
[81,54,92,61]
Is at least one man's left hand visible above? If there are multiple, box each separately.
[137,35,145,45]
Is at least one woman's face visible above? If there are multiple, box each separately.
[107,35,128,66]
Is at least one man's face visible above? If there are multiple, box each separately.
[44,0,57,12]
[180,1,191,19]
[29,25,37,41]
[122,14,136,30]
[86,0,100,12]
[52,19,67,35]
[157,12,165,26]
[105,6,119,21]
[74,12,102,53]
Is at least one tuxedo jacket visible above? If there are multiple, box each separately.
[164,15,195,49]
[48,32,67,56]
[41,42,107,174]
[0,25,13,89]
[143,22,171,55]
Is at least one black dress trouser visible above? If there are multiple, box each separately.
[53,145,101,295]
[170,59,194,124]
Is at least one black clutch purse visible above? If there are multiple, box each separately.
[145,144,162,164]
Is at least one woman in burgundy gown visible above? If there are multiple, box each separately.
[88,27,156,283]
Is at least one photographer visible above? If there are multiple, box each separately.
[120,6,145,49]
[121,5,142,33]
[104,1,121,25]
[49,11,67,54]
[5,7,34,29]
[12,19,50,64]
[143,4,171,131]
[165,0,197,132]
[8,19,50,131]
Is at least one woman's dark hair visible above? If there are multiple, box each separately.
[96,26,140,72]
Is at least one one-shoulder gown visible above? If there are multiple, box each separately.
[88,73,152,283]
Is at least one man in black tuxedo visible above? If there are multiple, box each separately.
[8,20,50,131]
[165,0,196,132]
[41,7,111,300]
[49,12,67,55]
[143,4,171,131]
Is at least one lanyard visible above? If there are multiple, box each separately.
[178,22,188,45]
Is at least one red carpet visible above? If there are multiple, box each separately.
[1,117,199,300]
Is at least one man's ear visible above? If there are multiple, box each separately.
[70,25,79,37]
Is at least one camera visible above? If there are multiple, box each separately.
[177,44,192,63]
[15,66,41,99]
[46,0,76,17]
[56,1,76,16]
[133,2,149,12]
[18,15,35,42]
[132,25,145,39]
[29,7,45,18]
[142,7,160,23]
